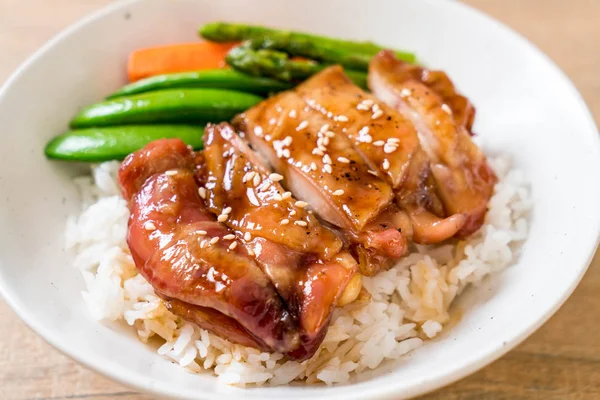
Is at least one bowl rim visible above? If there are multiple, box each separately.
[1,0,599,399]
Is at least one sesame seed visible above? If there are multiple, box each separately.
[362,99,374,106]
[317,137,325,147]
[282,136,293,146]
[322,137,330,146]
[200,240,207,249]
[320,124,330,133]
[222,206,232,215]
[297,120,309,130]
[336,115,349,122]
[359,126,370,135]
[265,134,272,141]
[253,174,261,186]
[165,170,178,176]
[244,232,252,241]
[384,144,398,154]
[310,162,318,171]
[372,103,380,112]
[368,170,378,176]
[356,103,370,111]
[288,109,297,118]
[382,159,390,170]
[269,173,284,182]
[223,234,235,240]
[282,191,292,199]
[254,126,264,137]
[229,242,237,250]
[243,171,256,183]
[325,130,335,138]
[332,189,344,196]
[217,214,228,222]
[282,149,291,158]
[210,237,220,245]
[294,220,308,227]
[144,221,156,231]
[198,230,207,235]
[281,219,290,225]
[269,117,277,125]
[323,154,332,164]
[337,156,350,164]
[323,164,333,174]
[312,148,324,156]
[198,187,207,199]
[247,222,255,229]
[208,176,217,182]
[373,140,385,146]
[400,88,412,97]
[273,194,283,201]
[387,138,401,143]
[295,201,308,208]
[317,145,327,152]
[441,103,453,114]
[372,110,384,119]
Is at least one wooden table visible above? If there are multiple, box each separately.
[1,0,598,399]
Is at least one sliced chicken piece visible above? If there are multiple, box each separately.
[296,66,466,243]
[296,65,421,190]
[120,139,299,354]
[236,91,394,232]
[424,72,476,133]
[202,123,357,359]
[369,51,497,236]
[201,122,342,259]
[163,298,268,350]
[235,92,408,274]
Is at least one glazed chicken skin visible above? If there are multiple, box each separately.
[119,139,300,354]
[295,66,468,243]
[368,51,497,236]
[201,122,358,358]
[235,90,409,275]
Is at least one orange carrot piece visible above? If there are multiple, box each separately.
[127,41,240,82]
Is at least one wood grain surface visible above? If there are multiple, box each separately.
[0,0,598,399]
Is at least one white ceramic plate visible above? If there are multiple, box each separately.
[1,0,599,398]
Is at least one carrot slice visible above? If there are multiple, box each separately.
[127,41,239,82]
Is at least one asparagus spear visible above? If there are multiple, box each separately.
[199,22,416,70]
[225,46,367,89]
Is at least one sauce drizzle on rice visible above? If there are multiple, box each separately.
[66,154,530,386]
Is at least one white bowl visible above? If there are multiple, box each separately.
[1,0,599,398]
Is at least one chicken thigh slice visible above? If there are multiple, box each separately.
[369,51,497,236]
[119,139,299,354]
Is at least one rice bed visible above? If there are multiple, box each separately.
[65,154,530,386]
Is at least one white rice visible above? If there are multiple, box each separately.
[65,154,530,386]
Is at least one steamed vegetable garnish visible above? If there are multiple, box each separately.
[107,69,291,99]
[70,89,263,128]
[127,41,239,82]
[226,46,368,88]
[199,22,416,69]
[44,125,205,162]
